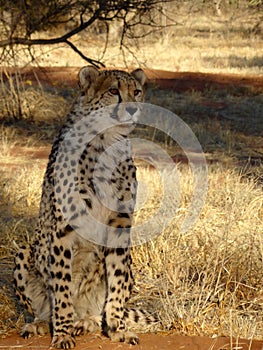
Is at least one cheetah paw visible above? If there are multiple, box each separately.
[73,318,100,336]
[108,330,139,345]
[21,321,49,338]
[51,334,76,349]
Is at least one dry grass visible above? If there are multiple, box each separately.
[0,158,262,340]
[6,11,262,76]
[0,15,262,341]
[0,166,45,335]
[0,126,17,158]
[0,287,23,336]
[17,33,263,75]
[0,70,70,123]
[0,81,262,341]
[131,165,263,339]
[0,166,43,216]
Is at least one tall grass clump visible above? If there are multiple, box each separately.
[0,165,46,333]
[131,164,263,339]
[0,165,44,218]
[0,69,70,122]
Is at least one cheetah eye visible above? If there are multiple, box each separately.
[109,88,119,95]
[134,89,141,97]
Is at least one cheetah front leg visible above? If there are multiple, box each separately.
[48,237,76,349]
[14,246,51,338]
[102,247,139,345]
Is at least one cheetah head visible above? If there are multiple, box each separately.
[78,66,147,125]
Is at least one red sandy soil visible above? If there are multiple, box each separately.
[2,66,263,92]
[1,332,263,350]
[1,67,263,349]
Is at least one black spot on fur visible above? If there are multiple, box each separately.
[54,246,60,256]
[116,248,125,255]
[65,225,74,234]
[64,273,71,282]
[134,313,140,323]
[64,249,71,259]
[70,204,76,212]
[49,255,55,265]
[108,218,115,225]
[71,212,79,220]
[84,198,92,208]
[114,269,123,277]
[56,271,62,279]
[125,272,129,282]
[18,252,24,260]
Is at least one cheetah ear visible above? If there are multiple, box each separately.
[78,66,100,93]
[131,69,147,87]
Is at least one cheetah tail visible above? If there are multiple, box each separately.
[123,308,160,333]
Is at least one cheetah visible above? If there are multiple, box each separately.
[14,66,156,349]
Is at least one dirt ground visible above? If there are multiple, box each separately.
[3,66,263,92]
[1,67,263,350]
[1,332,263,350]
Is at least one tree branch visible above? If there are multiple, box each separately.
[0,10,100,48]
[65,40,105,67]
[0,9,104,66]
[0,0,178,66]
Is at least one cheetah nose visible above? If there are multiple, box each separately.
[126,106,138,116]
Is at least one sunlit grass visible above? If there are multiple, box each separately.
[0,152,262,339]
[0,18,262,341]
[7,12,262,75]
[131,165,263,338]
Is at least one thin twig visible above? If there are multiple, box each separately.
[64,40,105,68]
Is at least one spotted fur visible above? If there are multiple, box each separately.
[14,67,157,349]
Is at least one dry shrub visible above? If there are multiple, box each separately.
[131,165,263,339]
[0,287,23,336]
[0,166,44,217]
[0,119,262,341]
[0,126,18,158]
[0,70,70,122]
